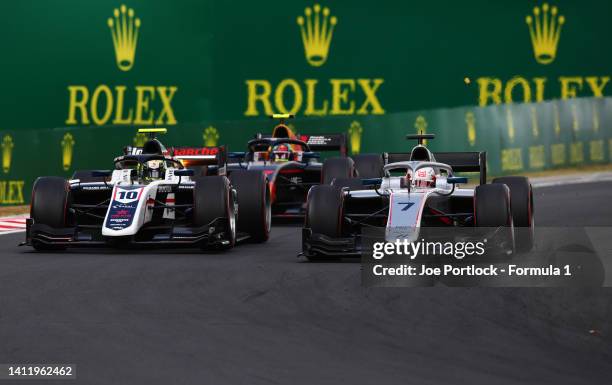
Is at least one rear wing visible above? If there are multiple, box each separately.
[385,151,487,185]
[297,134,348,156]
[255,133,348,156]
[171,146,227,167]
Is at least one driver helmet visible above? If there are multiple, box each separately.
[145,159,165,180]
[413,167,436,188]
[273,144,291,162]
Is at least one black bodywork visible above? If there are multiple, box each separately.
[227,134,347,218]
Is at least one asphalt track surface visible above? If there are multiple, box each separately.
[1,182,611,385]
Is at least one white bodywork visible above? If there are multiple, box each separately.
[71,167,192,237]
[347,161,474,242]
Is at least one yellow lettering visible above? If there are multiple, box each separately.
[559,77,583,99]
[134,86,155,125]
[504,76,531,104]
[585,76,610,98]
[112,86,133,124]
[477,78,502,107]
[7,181,24,204]
[156,86,178,125]
[274,79,303,115]
[244,80,273,116]
[357,79,385,115]
[66,86,90,125]
[330,79,355,115]
[304,79,328,116]
[533,77,546,102]
[91,85,113,125]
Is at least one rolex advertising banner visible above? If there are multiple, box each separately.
[1,0,611,205]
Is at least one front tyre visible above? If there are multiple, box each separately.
[304,185,345,261]
[229,170,271,243]
[194,176,236,249]
[30,176,70,251]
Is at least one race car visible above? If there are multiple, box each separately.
[25,128,270,251]
[301,133,535,260]
[227,114,357,218]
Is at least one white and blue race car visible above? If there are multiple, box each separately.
[301,134,534,260]
[26,128,270,251]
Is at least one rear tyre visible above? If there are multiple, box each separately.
[321,157,355,184]
[352,154,384,178]
[474,183,514,254]
[229,170,271,243]
[492,176,534,252]
[30,176,69,251]
[193,176,236,249]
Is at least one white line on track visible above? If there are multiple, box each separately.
[0,215,28,236]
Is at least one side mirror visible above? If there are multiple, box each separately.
[447,176,468,184]
[362,178,382,186]
[92,170,112,177]
[175,169,195,177]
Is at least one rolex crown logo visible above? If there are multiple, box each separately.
[348,121,363,155]
[108,4,141,71]
[414,115,428,145]
[2,135,14,174]
[203,126,220,147]
[525,3,565,65]
[465,111,476,147]
[61,133,76,171]
[297,4,337,67]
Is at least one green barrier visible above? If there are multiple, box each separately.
[1,97,610,206]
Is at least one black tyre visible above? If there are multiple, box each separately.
[474,184,512,227]
[321,157,355,184]
[193,176,236,248]
[492,176,534,252]
[352,154,384,178]
[30,176,69,251]
[306,185,344,238]
[229,170,271,243]
[474,183,514,255]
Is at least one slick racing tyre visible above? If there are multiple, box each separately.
[229,170,271,243]
[351,154,384,178]
[30,176,70,251]
[305,185,345,261]
[492,176,534,252]
[321,157,355,185]
[306,185,345,238]
[474,183,514,255]
[194,176,236,249]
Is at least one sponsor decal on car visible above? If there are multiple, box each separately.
[105,186,144,230]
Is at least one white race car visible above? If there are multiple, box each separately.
[26,128,271,251]
[301,134,534,260]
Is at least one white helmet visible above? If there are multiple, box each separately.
[413,167,436,188]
